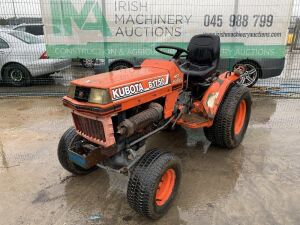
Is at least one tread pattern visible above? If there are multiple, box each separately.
[204,85,251,149]
[57,127,96,175]
[127,149,181,219]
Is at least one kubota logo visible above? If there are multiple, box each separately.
[111,75,170,101]
[50,0,112,36]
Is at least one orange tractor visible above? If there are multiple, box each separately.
[58,35,251,219]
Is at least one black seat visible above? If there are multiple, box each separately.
[180,35,220,80]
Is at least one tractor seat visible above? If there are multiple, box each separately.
[180,34,220,80]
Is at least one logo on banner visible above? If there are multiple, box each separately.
[50,0,111,36]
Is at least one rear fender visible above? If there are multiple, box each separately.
[200,72,240,119]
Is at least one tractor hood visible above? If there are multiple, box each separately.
[70,59,182,102]
[63,59,183,115]
[71,59,174,90]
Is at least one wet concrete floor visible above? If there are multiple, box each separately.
[0,97,299,225]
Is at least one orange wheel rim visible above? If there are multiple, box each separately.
[234,100,247,135]
[155,169,176,206]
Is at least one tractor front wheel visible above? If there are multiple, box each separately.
[204,85,251,149]
[127,149,181,219]
[57,127,97,175]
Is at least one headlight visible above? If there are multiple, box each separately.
[89,88,112,104]
[67,85,76,98]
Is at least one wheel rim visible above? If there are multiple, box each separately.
[155,169,176,206]
[234,100,247,135]
[236,64,258,87]
[10,69,24,82]
[84,59,94,68]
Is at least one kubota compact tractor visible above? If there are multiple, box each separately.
[58,34,251,219]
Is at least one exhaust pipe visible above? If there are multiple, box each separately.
[117,103,163,137]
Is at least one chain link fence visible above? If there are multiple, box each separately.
[0,0,300,97]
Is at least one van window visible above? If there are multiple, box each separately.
[0,38,9,49]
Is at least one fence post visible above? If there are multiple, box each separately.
[291,18,300,52]
[101,0,109,72]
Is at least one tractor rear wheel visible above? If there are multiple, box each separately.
[58,127,97,175]
[127,149,181,219]
[204,85,251,149]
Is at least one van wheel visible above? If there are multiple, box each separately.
[58,127,97,175]
[233,61,260,87]
[127,149,181,219]
[2,63,31,86]
[204,85,252,149]
[80,58,96,68]
[109,61,133,71]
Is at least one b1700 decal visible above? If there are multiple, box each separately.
[111,74,169,101]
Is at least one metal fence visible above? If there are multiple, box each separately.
[0,0,300,98]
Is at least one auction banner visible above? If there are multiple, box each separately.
[40,0,293,59]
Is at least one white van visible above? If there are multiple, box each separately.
[41,0,293,87]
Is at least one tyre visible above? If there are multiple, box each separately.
[233,61,261,87]
[2,63,32,86]
[127,149,181,219]
[204,85,251,149]
[109,61,133,71]
[57,127,97,175]
[80,58,96,68]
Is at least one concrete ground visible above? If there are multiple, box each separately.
[0,96,299,225]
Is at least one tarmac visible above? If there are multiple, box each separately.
[0,96,299,225]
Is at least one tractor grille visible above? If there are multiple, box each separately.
[74,86,90,102]
[72,113,106,142]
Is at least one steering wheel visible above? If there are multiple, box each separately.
[155,45,189,60]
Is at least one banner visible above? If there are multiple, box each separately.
[40,0,293,58]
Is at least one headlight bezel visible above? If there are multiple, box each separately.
[67,85,76,99]
[88,88,112,104]
[67,85,112,104]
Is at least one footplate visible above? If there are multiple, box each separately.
[176,113,213,129]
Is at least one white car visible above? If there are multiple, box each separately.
[0,30,71,86]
